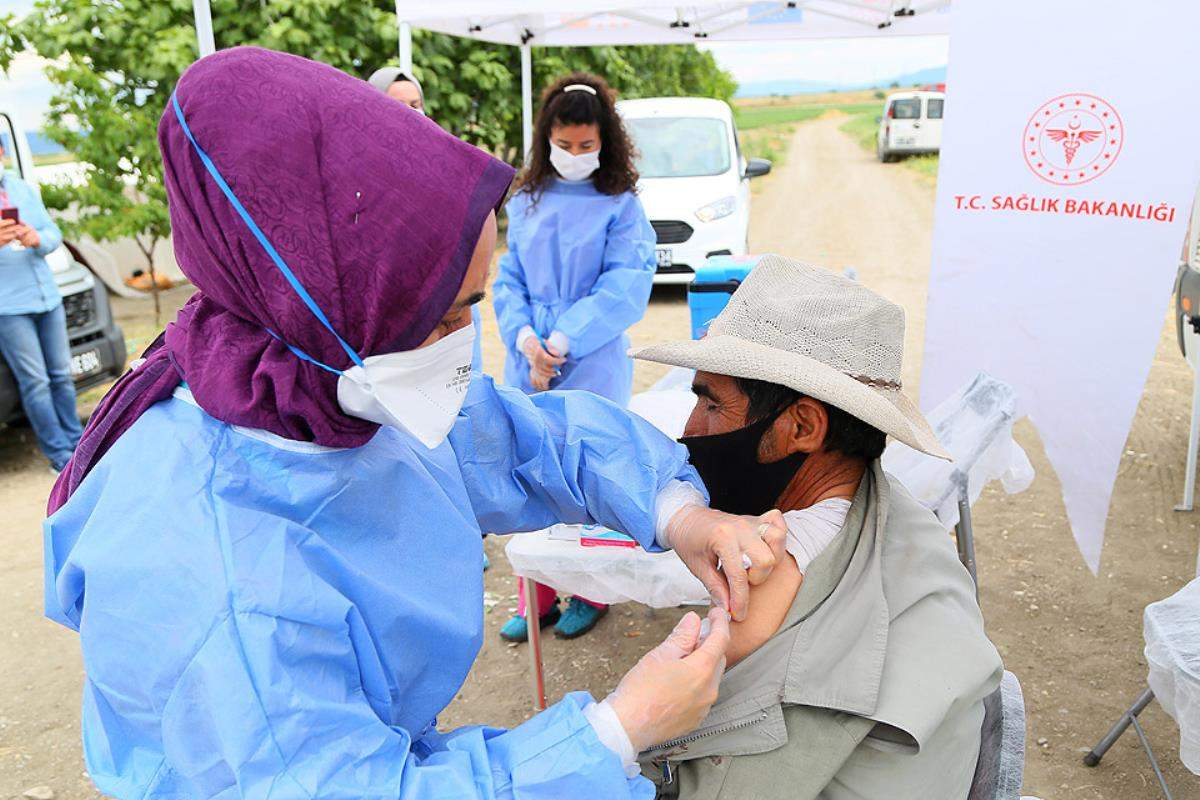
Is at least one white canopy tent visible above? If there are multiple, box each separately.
[190,0,951,159]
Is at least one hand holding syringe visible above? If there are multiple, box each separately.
[523,332,565,391]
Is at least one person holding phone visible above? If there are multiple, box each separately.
[493,73,657,642]
[0,136,79,473]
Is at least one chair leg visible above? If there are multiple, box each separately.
[1129,710,1174,800]
[954,481,978,602]
[1083,688,1158,767]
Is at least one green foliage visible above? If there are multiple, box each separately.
[412,37,737,161]
[0,1,735,259]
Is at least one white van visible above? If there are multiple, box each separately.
[618,97,771,285]
[876,90,945,162]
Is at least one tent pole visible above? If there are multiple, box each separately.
[521,44,533,165]
[397,15,413,73]
[192,0,216,57]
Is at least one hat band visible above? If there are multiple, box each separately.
[850,373,901,390]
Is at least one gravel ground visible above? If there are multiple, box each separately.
[2,115,1198,799]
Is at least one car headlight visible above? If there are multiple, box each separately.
[695,195,737,224]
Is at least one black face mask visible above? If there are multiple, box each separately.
[680,407,807,516]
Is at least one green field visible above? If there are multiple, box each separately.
[734,101,878,131]
[31,152,76,166]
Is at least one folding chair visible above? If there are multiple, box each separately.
[881,373,1034,591]
[969,671,1030,800]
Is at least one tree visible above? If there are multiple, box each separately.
[0,0,736,299]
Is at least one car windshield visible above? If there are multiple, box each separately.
[926,98,944,119]
[626,116,731,178]
[890,98,921,119]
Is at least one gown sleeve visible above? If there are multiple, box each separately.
[450,374,705,550]
[492,208,535,350]
[549,195,656,358]
[160,608,653,799]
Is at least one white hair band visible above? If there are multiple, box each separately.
[563,84,598,95]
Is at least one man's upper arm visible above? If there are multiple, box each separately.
[726,554,802,666]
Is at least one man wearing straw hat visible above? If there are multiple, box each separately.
[632,255,1003,799]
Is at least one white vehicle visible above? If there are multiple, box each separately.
[876,90,945,162]
[618,97,770,285]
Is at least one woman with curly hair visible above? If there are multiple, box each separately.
[494,72,657,642]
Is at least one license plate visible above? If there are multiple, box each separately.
[70,348,101,378]
[896,137,916,146]
[656,248,673,268]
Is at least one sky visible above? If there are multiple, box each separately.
[703,36,947,87]
[0,0,947,130]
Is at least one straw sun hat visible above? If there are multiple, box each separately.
[631,255,950,460]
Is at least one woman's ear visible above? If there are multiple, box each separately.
[784,396,829,456]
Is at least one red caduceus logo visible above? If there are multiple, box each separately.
[1023,93,1123,186]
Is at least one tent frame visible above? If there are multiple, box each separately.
[190,0,944,164]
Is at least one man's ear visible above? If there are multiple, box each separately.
[782,396,829,456]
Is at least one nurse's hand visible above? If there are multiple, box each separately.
[523,338,565,391]
[665,506,788,622]
[607,607,731,752]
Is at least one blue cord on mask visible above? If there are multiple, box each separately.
[170,92,363,374]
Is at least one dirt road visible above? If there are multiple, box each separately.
[2,115,1198,799]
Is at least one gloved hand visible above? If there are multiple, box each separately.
[522,336,564,391]
[606,607,732,752]
[665,506,788,622]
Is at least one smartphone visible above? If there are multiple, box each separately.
[0,207,18,223]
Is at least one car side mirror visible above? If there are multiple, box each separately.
[744,158,772,179]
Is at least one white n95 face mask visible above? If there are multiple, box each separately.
[549,141,601,181]
[337,323,475,449]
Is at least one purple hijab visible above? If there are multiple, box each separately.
[49,47,514,514]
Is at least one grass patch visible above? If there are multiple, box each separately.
[740,124,794,168]
[839,111,879,152]
[838,110,940,185]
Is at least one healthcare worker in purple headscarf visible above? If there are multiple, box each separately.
[42,48,787,799]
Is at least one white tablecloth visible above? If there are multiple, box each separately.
[1144,577,1200,775]
[505,524,708,608]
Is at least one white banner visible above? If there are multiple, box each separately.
[922,0,1200,572]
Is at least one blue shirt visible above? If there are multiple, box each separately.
[493,180,656,405]
[0,171,64,315]
[45,374,701,799]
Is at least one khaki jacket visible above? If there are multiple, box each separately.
[638,463,1003,799]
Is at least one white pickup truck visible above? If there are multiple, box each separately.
[0,109,126,421]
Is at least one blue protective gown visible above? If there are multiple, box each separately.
[44,374,702,799]
[493,180,656,405]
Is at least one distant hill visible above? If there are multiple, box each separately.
[735,65,947,98]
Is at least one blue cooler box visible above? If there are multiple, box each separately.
[688,255,761,339]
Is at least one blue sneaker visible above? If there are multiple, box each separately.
[498,601,560,643]
[553,597,608,640]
